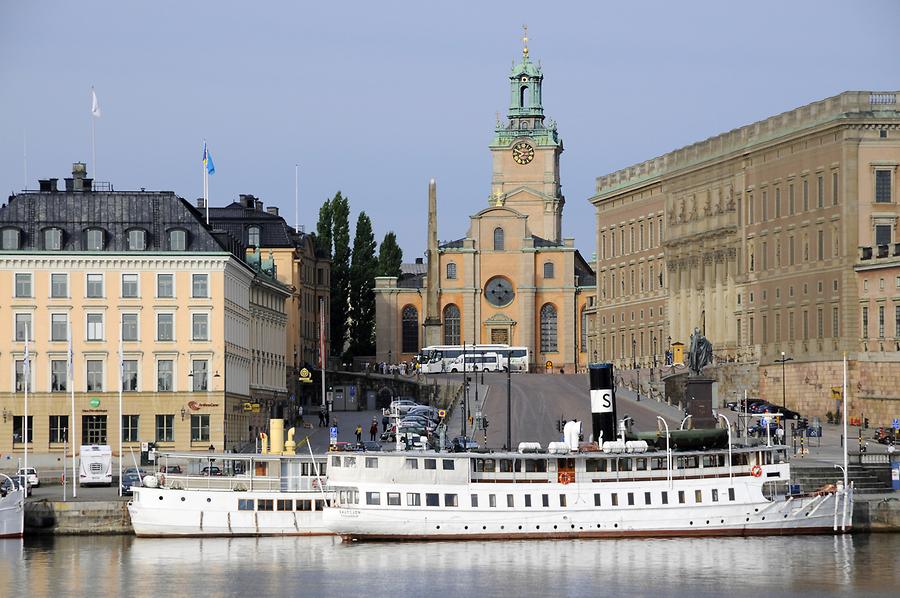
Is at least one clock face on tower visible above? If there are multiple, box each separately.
[485,276,515,307]
[512,141,534,165]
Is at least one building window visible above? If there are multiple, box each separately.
[15,313,32,342]
[127,229,147,251]
[862,306,869,339]
[543,261,555,279]
[15,360,28,392]
[168,229,187,251]
[157,313,174,341]
[51,273,68,298]
[802,179,809,211]
[122,415,139,443]
[896,306,900,339]
[86,273,104,298]
[188,274,210,300]
[493,227,505,251]
[155,414,175,443]
[789,184,795,214]
[44,228,63,250]
[86,360,103,391]
[191,359,209,391]
[875,224,892,247]
[51,313,68,341]
[1,228,20,249]
[85,228,105,251]
[122,313,139,341]
[443,304,460,345]
[446,262,457,280]
[82,415,107,445]
[122,274,139,298]
[775,188,781,217]
[581,308,588,352]
[50,415,69,444]
[192,313,209,341]
[86,313,104,341]
[248,226,261,247]
[191,414,210,442]
[879,305,885,338]
[157,360,174,391]
[122,360,138,391]
[817,308,824,339]
[15,273,32,298]
[51,360,67,392]
[761,191,768,221]
[833,307,839,338]
[401,305,418,353]
[157,274,174,298]
[12,416,33,444]
[540,303,558,353]
[875,170,892,203]
[816,176,824,208]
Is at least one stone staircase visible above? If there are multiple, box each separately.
[791,464,893,495]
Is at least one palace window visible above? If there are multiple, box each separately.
[86,360,104,391]
[446,262,457,280]
[1,228,20,249]
[192,274,209,298]
[127,229,147,251]
[540,303,558,353]
[85,228,105,251]
[44,227,63,250]
[122,274,139,298]
[543,261,555,279]
[493,227,504,251]
[51,273,68,298]
[51,360,67,392]
[443,304,460,345]
[158,360,174,391]
[401,305,419,353]
[50,415,69,444]
[122,360,138,391]
[875,170,891,203]
[122,415,139,443]
[14,272,32,298]
[156,414,175,443]
[168,229,187,251]
[122,313,139,341]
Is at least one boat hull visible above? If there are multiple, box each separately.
[0,488,25,539]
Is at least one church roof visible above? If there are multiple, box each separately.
[439,237,466,249]
[510,55,542,78]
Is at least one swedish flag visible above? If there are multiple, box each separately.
[203,142,216,175]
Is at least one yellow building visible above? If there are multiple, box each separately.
[376,42,595,371]
[0,165,288,458]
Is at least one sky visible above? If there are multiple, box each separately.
[1,1,899,261]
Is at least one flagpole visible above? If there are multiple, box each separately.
[69,329,77,498]
[23,130,27,190]
[295,163,299,232]
[24,329,29,495]
[118,335,124,497]
[204,141,209,225]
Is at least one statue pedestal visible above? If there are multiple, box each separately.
[684,377,717,429]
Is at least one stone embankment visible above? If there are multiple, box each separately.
[25,499,131,535]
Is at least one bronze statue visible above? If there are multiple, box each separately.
[688,327,713,376]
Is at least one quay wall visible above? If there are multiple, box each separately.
[25,500,132,535]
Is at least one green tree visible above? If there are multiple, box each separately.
[348,212,378,357]
[329,192,351,356]
[377,231,403,278]
[315,198,332,256]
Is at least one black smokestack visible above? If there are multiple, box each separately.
[589,363,617,444]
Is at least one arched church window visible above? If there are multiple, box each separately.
[493,227,505,251]
[446,262,457,280]
[520,85,529,108]
[401,305,419,353]
[443,304,460,345]
[540,303,558,353]
[543,261,555,279]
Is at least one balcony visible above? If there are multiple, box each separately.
[859,244,900,261]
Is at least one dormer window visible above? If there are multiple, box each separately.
[248,226,261,248]
[1,228,20,250]
[168,229,187,251]
[44,228,63,250]
[127,229,147,251]
[85,228,105,251]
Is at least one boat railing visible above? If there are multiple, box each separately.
[162,474,281,492]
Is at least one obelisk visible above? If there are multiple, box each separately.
[423,178,442,347]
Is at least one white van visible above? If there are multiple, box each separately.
[447,352,506,373]
[79,445,113,486]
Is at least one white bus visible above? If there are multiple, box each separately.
[446,352,505,373]
[418,345,529,373]
[79,444,113,486]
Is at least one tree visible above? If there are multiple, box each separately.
[348,212,378,357]
[315,198,332,256]
[329,192,351,356]
[377,231,403,278]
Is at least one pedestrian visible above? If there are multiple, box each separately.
[888,441,895,455]
[382,414,389,433]
[775,426,784,444]
[298,405,304,424]
[370,418,378,442]
[332,416,339,434]
[318,407,326,427]
[355,424,363,443]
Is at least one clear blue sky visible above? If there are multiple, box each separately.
[2,1,898,261]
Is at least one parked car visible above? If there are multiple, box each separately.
[748,420,780,437]
[121,471,143,495]
[401,415,438,429]
[389,399,420,416]
[355,440,383,452]
[200,466,223,476]
[158,465,183,474]
[330,441,356,452]
[407,407,441,422]
[450,436,479,452]
[16,467,39,487]
[123,467,146,477]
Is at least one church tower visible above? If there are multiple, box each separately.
[488,28,565,242]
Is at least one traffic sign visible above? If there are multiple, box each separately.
[893,418,899,431]
[299,368,312,383]
[438,409,446,419]
[329,426,338,445]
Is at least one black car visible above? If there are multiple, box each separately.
[450,436,479,452]
[355,440,383,452]
[200,466,223,476]
[121,472,143,495]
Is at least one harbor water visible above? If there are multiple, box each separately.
[3,534,898,597]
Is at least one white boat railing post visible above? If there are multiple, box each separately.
[717,413,733,483]
[679,415,692,430]
[306,438,327,500]
[842,353,849,492]
[657,416,671,488]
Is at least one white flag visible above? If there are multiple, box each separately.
[91,87,101,118]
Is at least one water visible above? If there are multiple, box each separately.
[3,534,898,597]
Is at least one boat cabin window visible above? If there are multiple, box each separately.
[365,457,378,469]
[426,493,439,506]
[366,492,381,505]
[525,495,533,507]
[424,459,437,470]
[507,494,514,507]
[524,459,547,473]
[315,500,326,511]
[650,457,667,470]
[711,489,719,502]
[643,492,651,505]
[635,458,648,471]
[343,456,357,468]
[585,458,607,472]
[331,456,341,467]
[732,453,749,466]
[489,494,497,508]
[405,458,418,469]
[661,491,668,505]
[678,491,685,504]
[238,499,254,511]
[387,492,401,506]
[257,499,274,511]
[593,493,601,506]
[445,494,458,507]
[297,499,312,511]
[611,493,619,506]
[471,494,478,507]
[627,492,634,506]
[703,454,724,468]
[442,459,455,470]
[277,499,292,511]
[498,459,514,472]
[541,494,549,507]
[694,490,702,503]
[728,488,736,501]
[559,495,567,507]
[407,493,421,506]
[617,458,632,472]
[677,456,699,469]
[557,458,576,471]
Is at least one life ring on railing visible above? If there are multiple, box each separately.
[750,465,762,478]
[158,474,166,486]
[558,472,574,485]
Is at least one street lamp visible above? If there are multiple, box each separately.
[680,414,692,430]
[775,351,793,410]
[716,412,733,482]
[631,337,637,370]
[656,416,672,487]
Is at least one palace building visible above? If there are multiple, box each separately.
[590,91,900,424]
[375,40,596,371]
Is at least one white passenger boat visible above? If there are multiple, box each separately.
[0,473,25,539]
[129,421,334,537]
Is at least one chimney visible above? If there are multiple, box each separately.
[415,257,424,265]
[197,197,206,209]
[239,194,254,208]
[39,179,59,192]
[266,206,279,216]
[255,199,263,211]
[72,162,87,192]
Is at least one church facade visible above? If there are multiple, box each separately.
[375,42,595,372]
